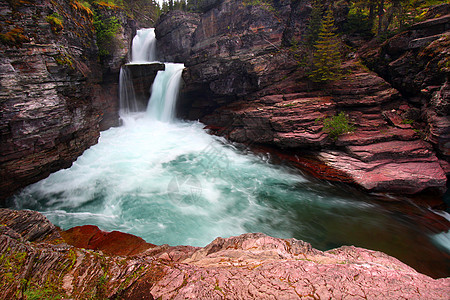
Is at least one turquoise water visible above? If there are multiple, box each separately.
[10,113,450,277]
[9,34,450,277]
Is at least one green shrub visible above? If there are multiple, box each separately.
[322,112,355,140]
[93,14,120,58]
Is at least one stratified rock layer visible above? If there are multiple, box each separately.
[0,0,133,201]
[155,0,448,195]
[0,209,449,299]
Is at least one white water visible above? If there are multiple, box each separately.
[10,28,450,276]
[119,67,137,114]
[131,28,157,63]
[147,63,184,122]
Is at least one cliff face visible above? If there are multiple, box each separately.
[155,0,449,195]
[361,9,450,160]
[0,209,449,299]
[0,0,133,201]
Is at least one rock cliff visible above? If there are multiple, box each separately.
[0,0,135,201]
[1,209,449,299]
[155,0,449,195]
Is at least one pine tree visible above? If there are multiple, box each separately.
[309,7,342,83]
[304,0,323,47]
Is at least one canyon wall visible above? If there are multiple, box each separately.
[155,0,449,195]
[0,0,134,201]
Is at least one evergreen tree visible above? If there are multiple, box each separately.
[309,7,342,83]
[304,0,323,47]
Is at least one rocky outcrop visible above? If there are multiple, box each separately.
[121,63,165,111]
[0,209,449,299]
[361,11,450,159]
[155,10,200,62]
[201,60,447,194]
[0,0,134,201]
[154,0,448,195]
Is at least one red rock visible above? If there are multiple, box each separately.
[61,225,155,256]
[347,140,434,161]
[318,150,447,194]
[1,210,450,299]
[337,128,418,146]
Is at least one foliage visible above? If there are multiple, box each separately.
[242,0,275,12]
[70,0,94,17]
[93,13,121,58]
[343,7,373,38]
[321,112,355,140]
[345,0,446,38]
[0,27,28,47]
[46,13,64,34]
[308,7,342,83]
[304,0,323,47]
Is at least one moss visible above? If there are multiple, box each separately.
[54,50,75,69]
[95,0,123,10]
[283,103,297,108]
[401,119,414,125]
[0,27,29,47]
[0,249,27,287]
[46,13,64,34]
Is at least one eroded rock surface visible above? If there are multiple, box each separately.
[0,209,449,299]
[361,12,450,159]
[154,0,449,195]
[0,0,133,201]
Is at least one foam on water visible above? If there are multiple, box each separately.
[9,27,450,277]
[131,28,157,63]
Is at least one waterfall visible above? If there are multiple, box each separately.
[119,67,137,114]
[119,28,184,121]
[147,63,185,122]
[131,28,157,63]
[11,27,450,276]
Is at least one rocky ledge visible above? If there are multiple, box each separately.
[0,0,134,202]
[155,0,449,195]
[0,209,449,299]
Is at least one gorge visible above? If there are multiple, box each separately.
[1,0,450,298]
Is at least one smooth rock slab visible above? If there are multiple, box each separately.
[0,209,449,299]
[318,150,447,194]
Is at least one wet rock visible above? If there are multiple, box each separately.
[155,10,200,63]
[0,208,61,243]
[1,210,449,299]
[318,150,446,194]
[121,63,165,111]
[61,225,156,256]
[0,0,134,201]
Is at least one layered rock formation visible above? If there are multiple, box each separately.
[361,8,450,160]
[120,63,165,111]
[1,209,449,299]
[155,0,449,195]
[0,0,134,201]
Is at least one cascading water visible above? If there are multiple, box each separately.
[147,63,184,122]
[119,67,137,114]
[131,28,157,63]
[10,29,450,277]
